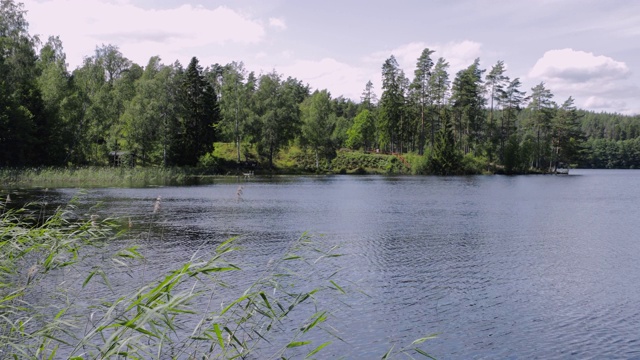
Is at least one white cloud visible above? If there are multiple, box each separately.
[438,40,483,74]
[528,48,638,113]
[268,17,287,30]
[22,0,265,69]
[584,96,626,110]
[275,58,373,100]
[529,48,630,82]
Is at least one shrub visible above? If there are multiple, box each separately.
[461,153,488,175]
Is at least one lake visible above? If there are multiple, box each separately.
[13,169,640,358]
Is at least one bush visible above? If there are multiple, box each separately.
[405,150,431,175]
[331,151,410,174]
[198,152,220,168]
[461,153,488,175]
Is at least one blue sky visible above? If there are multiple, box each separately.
[22,0,640,114]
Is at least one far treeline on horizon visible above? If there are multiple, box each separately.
[2,0,640,175]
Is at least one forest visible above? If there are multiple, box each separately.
[2,0,640,175]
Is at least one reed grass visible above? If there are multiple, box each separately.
[0,167,221,188]
[0,194,436,359]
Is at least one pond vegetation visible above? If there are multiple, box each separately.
[0,196,435,359]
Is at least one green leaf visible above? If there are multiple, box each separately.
[414,348,437,359]
[381,345,394,359]
[43,251,55,269]
[216,236,238,252]
[53,308,67,320]
[305,341,331,358]
[118,320,158,338]
[223,326,242,346]
[82,270,96,288]
[329,280,345,294]
[259,291,275,316]
[98,269,112,292]
[193,265,240,275]
[213,323,225,350]
[286,340,311,348]
[302,311,327,333]
[220,293,251,315]
[46,345,58,360]
[412,334,438,345]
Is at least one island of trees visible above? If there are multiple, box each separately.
[2,0,640,176]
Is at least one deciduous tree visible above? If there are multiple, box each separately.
[300,90,336,169]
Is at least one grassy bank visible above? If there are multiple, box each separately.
[0,198,435,359]
[1,143,493,189]
[214,142,493,176]
[214,142,412,175]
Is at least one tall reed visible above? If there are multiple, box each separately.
[0,167,209,188]
[0,193,435,359]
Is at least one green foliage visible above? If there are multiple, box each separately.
[251,72,307,168]
[198,152,220,168]
[409,48,435,154]
[216,62,256,163]
[379,55,405,153]
[121,57,178,166]
[330,151,409,174]
[502,134,536,174]
[0,0,47,166]
[300,90,336,169]
[172,57,220,166]
[551,97,585,169]
[429,112,462,175]
[526,82,555,169]
[450,58,486,154]
[346,109,376,150]
[405,150,431,175]
[461,153,488,174]
[288,147,331,172]
[580,137,640,168]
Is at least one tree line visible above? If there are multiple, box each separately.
[2,0,640,173]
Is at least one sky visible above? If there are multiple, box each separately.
[20,0,640,114]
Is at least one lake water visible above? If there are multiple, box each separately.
[14,169,640,358]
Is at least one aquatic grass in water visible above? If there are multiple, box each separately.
[0,194,435,359]
[0,167,212,188]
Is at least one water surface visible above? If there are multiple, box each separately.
[19,170,640,358]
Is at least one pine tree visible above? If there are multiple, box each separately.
[552,97,585,170]
[429,108,461,175]
[499,78,526,162]
[485,61,508,165]
[379,55,404,152]
[451,59,485,154]
[410,48,435,154]
[175,57,219,166]
[428,58,450,149]
[527,82,555,169]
